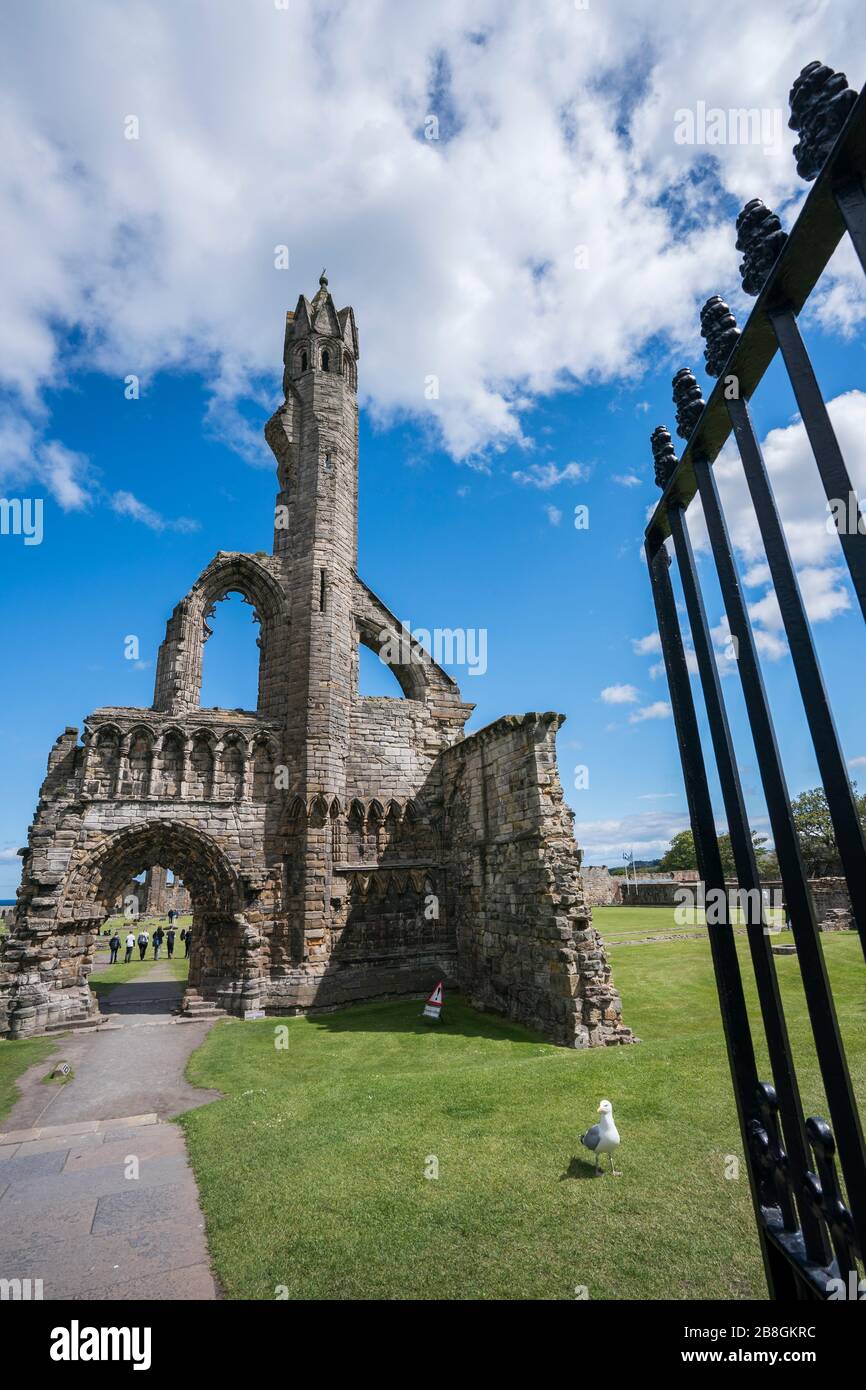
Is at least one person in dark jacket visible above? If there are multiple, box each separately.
[184,928,192,959]
[108,932,121,964]
[152,925,164,960]
[166,926,176,959]
[137,929,149,960]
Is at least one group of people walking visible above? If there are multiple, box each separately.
[107,917,192,965]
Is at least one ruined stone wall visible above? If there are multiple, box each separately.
[0,277,632,1049]
[582,865,623,907]
[437,713,634,1048]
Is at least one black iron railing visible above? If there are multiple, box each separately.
[645,61,866,1300]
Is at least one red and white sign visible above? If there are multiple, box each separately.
[423,981,444,1020]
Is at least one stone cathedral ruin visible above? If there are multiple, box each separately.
[0,276,632,1049]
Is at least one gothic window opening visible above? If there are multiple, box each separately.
[252,741,274,799]
[199,591,260,712]
[161,732,184,798]
[128,733,152,799]
[321,348,330,372]
[92,729,119,798]
[189,734,214,800]
[221,739,245,800]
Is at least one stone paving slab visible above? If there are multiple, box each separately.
[80,1260,218,1302]
[0,968,220,1300]
[0,1127,216,1298]
[0,1112,158,1145]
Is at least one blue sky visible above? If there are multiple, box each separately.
[2,2,866,894]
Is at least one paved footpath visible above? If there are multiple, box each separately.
[0,962,223,1300]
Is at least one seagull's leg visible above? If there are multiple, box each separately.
[609,1152,621,1177]
[594,1153,601,1175]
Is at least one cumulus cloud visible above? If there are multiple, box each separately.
[573,808,690,862]
[110,491,200,533]
[512,461,588,489]
[686,390,866,657]
[2,0,865,486]
[545,504,562,526]
[600,683,639,704]
[629,700,672,723]
[612,473,642,488]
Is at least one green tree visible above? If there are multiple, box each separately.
[659,828,696,871]
[660,828,768,877]
[789,784,866,875]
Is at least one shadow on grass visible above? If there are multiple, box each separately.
[559,1154,606,1181]
[90,978,184,1016]
[305,995,547,1046]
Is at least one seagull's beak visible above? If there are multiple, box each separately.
[597,1104,602,1113]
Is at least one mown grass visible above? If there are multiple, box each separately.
[0,1035,59,1125]
[594,905,786,937]
[179,928,865,1301]
[89,952,190,996]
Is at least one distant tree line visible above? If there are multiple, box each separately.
[657,785,866,879]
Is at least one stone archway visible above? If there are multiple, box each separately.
[3,821,261,1038]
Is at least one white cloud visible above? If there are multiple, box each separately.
[688,391,866,657]
[848,755,866,769]
[512,461,587,489]
[629,700,672,723]
[600,683,639,704]
[632,632,662,655]
[612,473,642,488]
[2,1,865,484]
[545,503,562,526]
[0,410,91,510]
[573,808,690,862]
[110,491,200,534]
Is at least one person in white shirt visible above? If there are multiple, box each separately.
[124,931,135,964]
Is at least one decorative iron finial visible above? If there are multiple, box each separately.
[672,368,705,442]
[650,424,677,489]
[735,199,788,296]
[789,61,858,182]
[319,268,328,287]
[700,295,741,378]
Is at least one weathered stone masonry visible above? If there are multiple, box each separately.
[0,275,633,1048]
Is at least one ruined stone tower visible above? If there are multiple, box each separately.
[0,275,633,1049]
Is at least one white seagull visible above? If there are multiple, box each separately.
[580,1099,621,1176]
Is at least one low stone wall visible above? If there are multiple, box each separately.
[581,866,622,907]
[607,875,853,927]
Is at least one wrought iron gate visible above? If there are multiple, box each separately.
[645,61,866,1299]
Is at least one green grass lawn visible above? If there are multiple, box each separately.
[594,905,786,936]
[0,1035,59,1125]
[89,952,190,996]
[179,928,865,1300]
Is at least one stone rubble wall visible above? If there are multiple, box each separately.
[581,866,623,907]
[437,712,635,1048]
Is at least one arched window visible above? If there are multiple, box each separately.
[300,350,308,372]
[161,732,184,798]
[92,729,119,798]
[189,735,214,800]
[200,592,260,712]
[357,642,408,697]
[221,739,244,800]
[252,741,274,799]
[321,349,330,372]
[128,733,152,799]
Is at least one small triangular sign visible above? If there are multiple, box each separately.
[422,980,444,1021]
